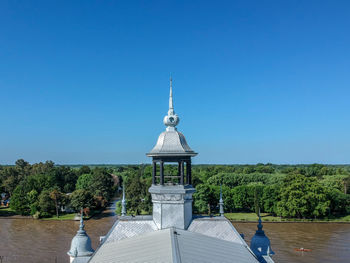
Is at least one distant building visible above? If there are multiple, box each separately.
[68,79,274,262]
[1,192,10,207]
[61,193,74,213]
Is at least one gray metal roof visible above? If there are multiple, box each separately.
[175,228,258,263]
[99,216,248,248]
[188,217,245,244]
[147,129,197,157]
[72,256,91,263]
[102,217,158,244]
[262,256,275,263]
[90,228,173,263]
[89,228,259,263]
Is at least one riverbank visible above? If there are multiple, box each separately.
[225,212,350,222]
[0,207,16,216]
[1,198,119,221]
[3,206,350,223]
[0,208,78,220]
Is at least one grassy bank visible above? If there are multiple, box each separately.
[3,206,349,222]
[0,207,79,220]
[225,212,350,222]
[41,213,78,221]
[0,207,17,216]
[42,208,105,220]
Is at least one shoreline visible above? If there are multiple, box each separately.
[1,215,349,223]
[0,198,119,221]
[230,220,350,224]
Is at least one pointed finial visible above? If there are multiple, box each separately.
[79,210,85,230]
[76,209,87,236]
[169,75,174,115]
[163,76,179,129]
[257,208,264,233]
[121,184,127,216]
[219,185,224,217]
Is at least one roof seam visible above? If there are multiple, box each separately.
[171,228,182,263]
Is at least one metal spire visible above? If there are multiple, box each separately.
[163,76,179,129]
[76,209,87,235]
[257,208,264,233]
[73,209,90,239]
[219,185,224,217]
[168,75,174,115]
[79,211,85,231]
[121,184,127,216]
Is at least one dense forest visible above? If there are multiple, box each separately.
[1,160,350,219]
[0,160,116,218]
[119,163,350,219]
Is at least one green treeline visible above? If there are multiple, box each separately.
[1,161,350,220]
[117,163,350,219]
[0,159,116,218]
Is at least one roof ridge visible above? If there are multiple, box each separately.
[170,227,182,263]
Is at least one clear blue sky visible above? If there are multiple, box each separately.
[1,1,349,165]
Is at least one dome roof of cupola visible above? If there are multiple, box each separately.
[67,215,94,258]
[147,129,196,157]
[147,78,197,157]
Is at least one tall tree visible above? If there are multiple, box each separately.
[70,189,94,212]
[193,183,216,214]
[50,188,63,218]
[277,174,330,218]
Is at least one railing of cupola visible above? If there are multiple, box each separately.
[152,158,192,186]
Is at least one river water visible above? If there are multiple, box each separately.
[1,205,349,263]
[234,222,350,263]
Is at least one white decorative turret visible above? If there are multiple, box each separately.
[147,78,197,230]
[67,213,94,263]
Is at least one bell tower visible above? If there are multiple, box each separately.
[147,77,197,230]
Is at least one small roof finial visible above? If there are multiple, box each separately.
[219,185,224,217]
[169,74,174,115]
[163,76,179,129]
[79,209,85,231]
[257,208,263,232]
[121,184,127,216]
